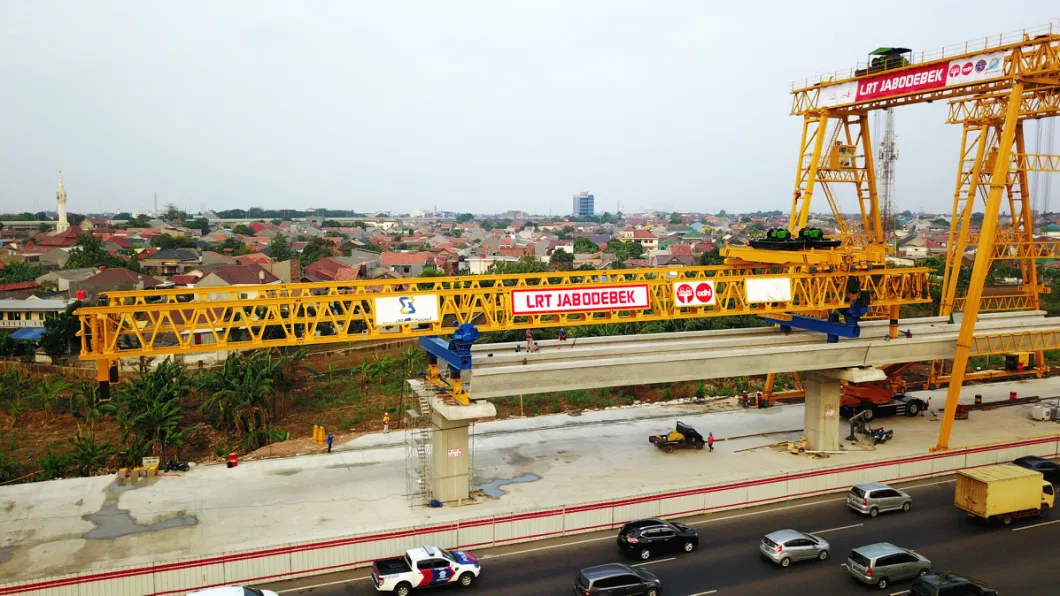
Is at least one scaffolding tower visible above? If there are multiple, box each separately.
[404,387,434,508]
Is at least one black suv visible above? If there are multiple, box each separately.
[911,572,997,595]
[1013,455,1060,484]
[574,563,661,596]
[617,517,699,560]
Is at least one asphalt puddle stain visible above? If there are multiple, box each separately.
[82,483,197,540]
[472,474,541,499]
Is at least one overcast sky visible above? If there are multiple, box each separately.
[1,1,1057,216]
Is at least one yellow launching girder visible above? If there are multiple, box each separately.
[76,265,931,362]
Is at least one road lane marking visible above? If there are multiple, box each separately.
[685,479,955,527]
[688,591,718,595]
[1012,518,1060,532]
[632,557,676,567]
[810,523,863,534]
[273,478,958,593]
[890,591,910,595]
[479,536,613,559]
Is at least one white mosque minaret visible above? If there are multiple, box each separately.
[55,171,69,233]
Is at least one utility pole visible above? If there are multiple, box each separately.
[153,192,159,217]
[878,108,898,251]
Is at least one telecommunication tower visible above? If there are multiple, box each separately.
[878,108,898,251]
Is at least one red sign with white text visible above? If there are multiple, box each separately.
[855,62,948,102]
[673,281,716,306]
[511,284,650,315]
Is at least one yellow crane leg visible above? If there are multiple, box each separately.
[934,83,1024,451]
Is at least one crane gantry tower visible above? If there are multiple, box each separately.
[769,21,1060,450]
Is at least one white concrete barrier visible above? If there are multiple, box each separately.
[3,434,1058,596]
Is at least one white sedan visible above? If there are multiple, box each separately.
[187,587,278,596]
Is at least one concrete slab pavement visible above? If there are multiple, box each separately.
[2,376,1059,583]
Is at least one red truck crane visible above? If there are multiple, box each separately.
[838,362,928,420]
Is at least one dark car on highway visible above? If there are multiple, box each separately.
[1013,455,1060,484]
[911,571,998,595]
[574,563,661,596]
[616,518,699,560]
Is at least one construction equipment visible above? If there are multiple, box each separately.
[648,421,706,453]
[854,47,912,77]
[839,362,927,419]
[785,21,1060,450]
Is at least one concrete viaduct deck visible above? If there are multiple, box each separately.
[466,310,1058,399]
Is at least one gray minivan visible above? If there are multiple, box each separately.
[573,563,661,596]
[845,542,931,589]
[847,482,913,517]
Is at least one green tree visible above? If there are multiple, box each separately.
[114,358,192,464]
[129,214,152,228]
[152,234,198,249]
[0,261,45,284]
[487,256,549,275]
[549,250,574,270]
[68,434,113,477]
[163,203,186,221]
[65,232,125,269]
[697,246,724,266]
[206,236,250,255]
[605,239,645,260]
[38,222,51,233]
[456,213,475,223]
[39,301,84,364]
[232,224,253,236]
[113,212,133,221]
[267,233,293,262]
[573,236,599,253]
[300,236,334,266]
[669,212,683,225]
[197,351,297,450]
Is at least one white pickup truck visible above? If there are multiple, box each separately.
[371,544,481,595]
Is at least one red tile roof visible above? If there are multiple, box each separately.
[169,274,201,285]
[0,281,39,292]
[304,257,359,281]
[669,244,693,256]
[234,253,273,266]
[631,229,655,240]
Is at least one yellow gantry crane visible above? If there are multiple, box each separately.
[779,21,1060,449]
[75,23,1059,454]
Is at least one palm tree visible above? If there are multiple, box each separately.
[114,357,191,464]
[32,378,73,422]
[198,352,277,450]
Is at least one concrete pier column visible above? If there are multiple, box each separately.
[803,367,887,452]
[410,380,497,504]
[803,372,842,452]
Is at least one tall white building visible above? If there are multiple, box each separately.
[56,171,70,233]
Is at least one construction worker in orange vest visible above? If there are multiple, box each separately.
[383,412,391,433]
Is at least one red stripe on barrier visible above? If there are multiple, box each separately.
[2,434,1056,595]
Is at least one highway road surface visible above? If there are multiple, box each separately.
[263,476,1060,595]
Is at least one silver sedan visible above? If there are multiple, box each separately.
[759,529,830,568]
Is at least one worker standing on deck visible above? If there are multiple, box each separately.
[525,329,534,352]
[383,412,391,433]
[559,328,568,342]
[707,432,715,452]
[326,431,333,453]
